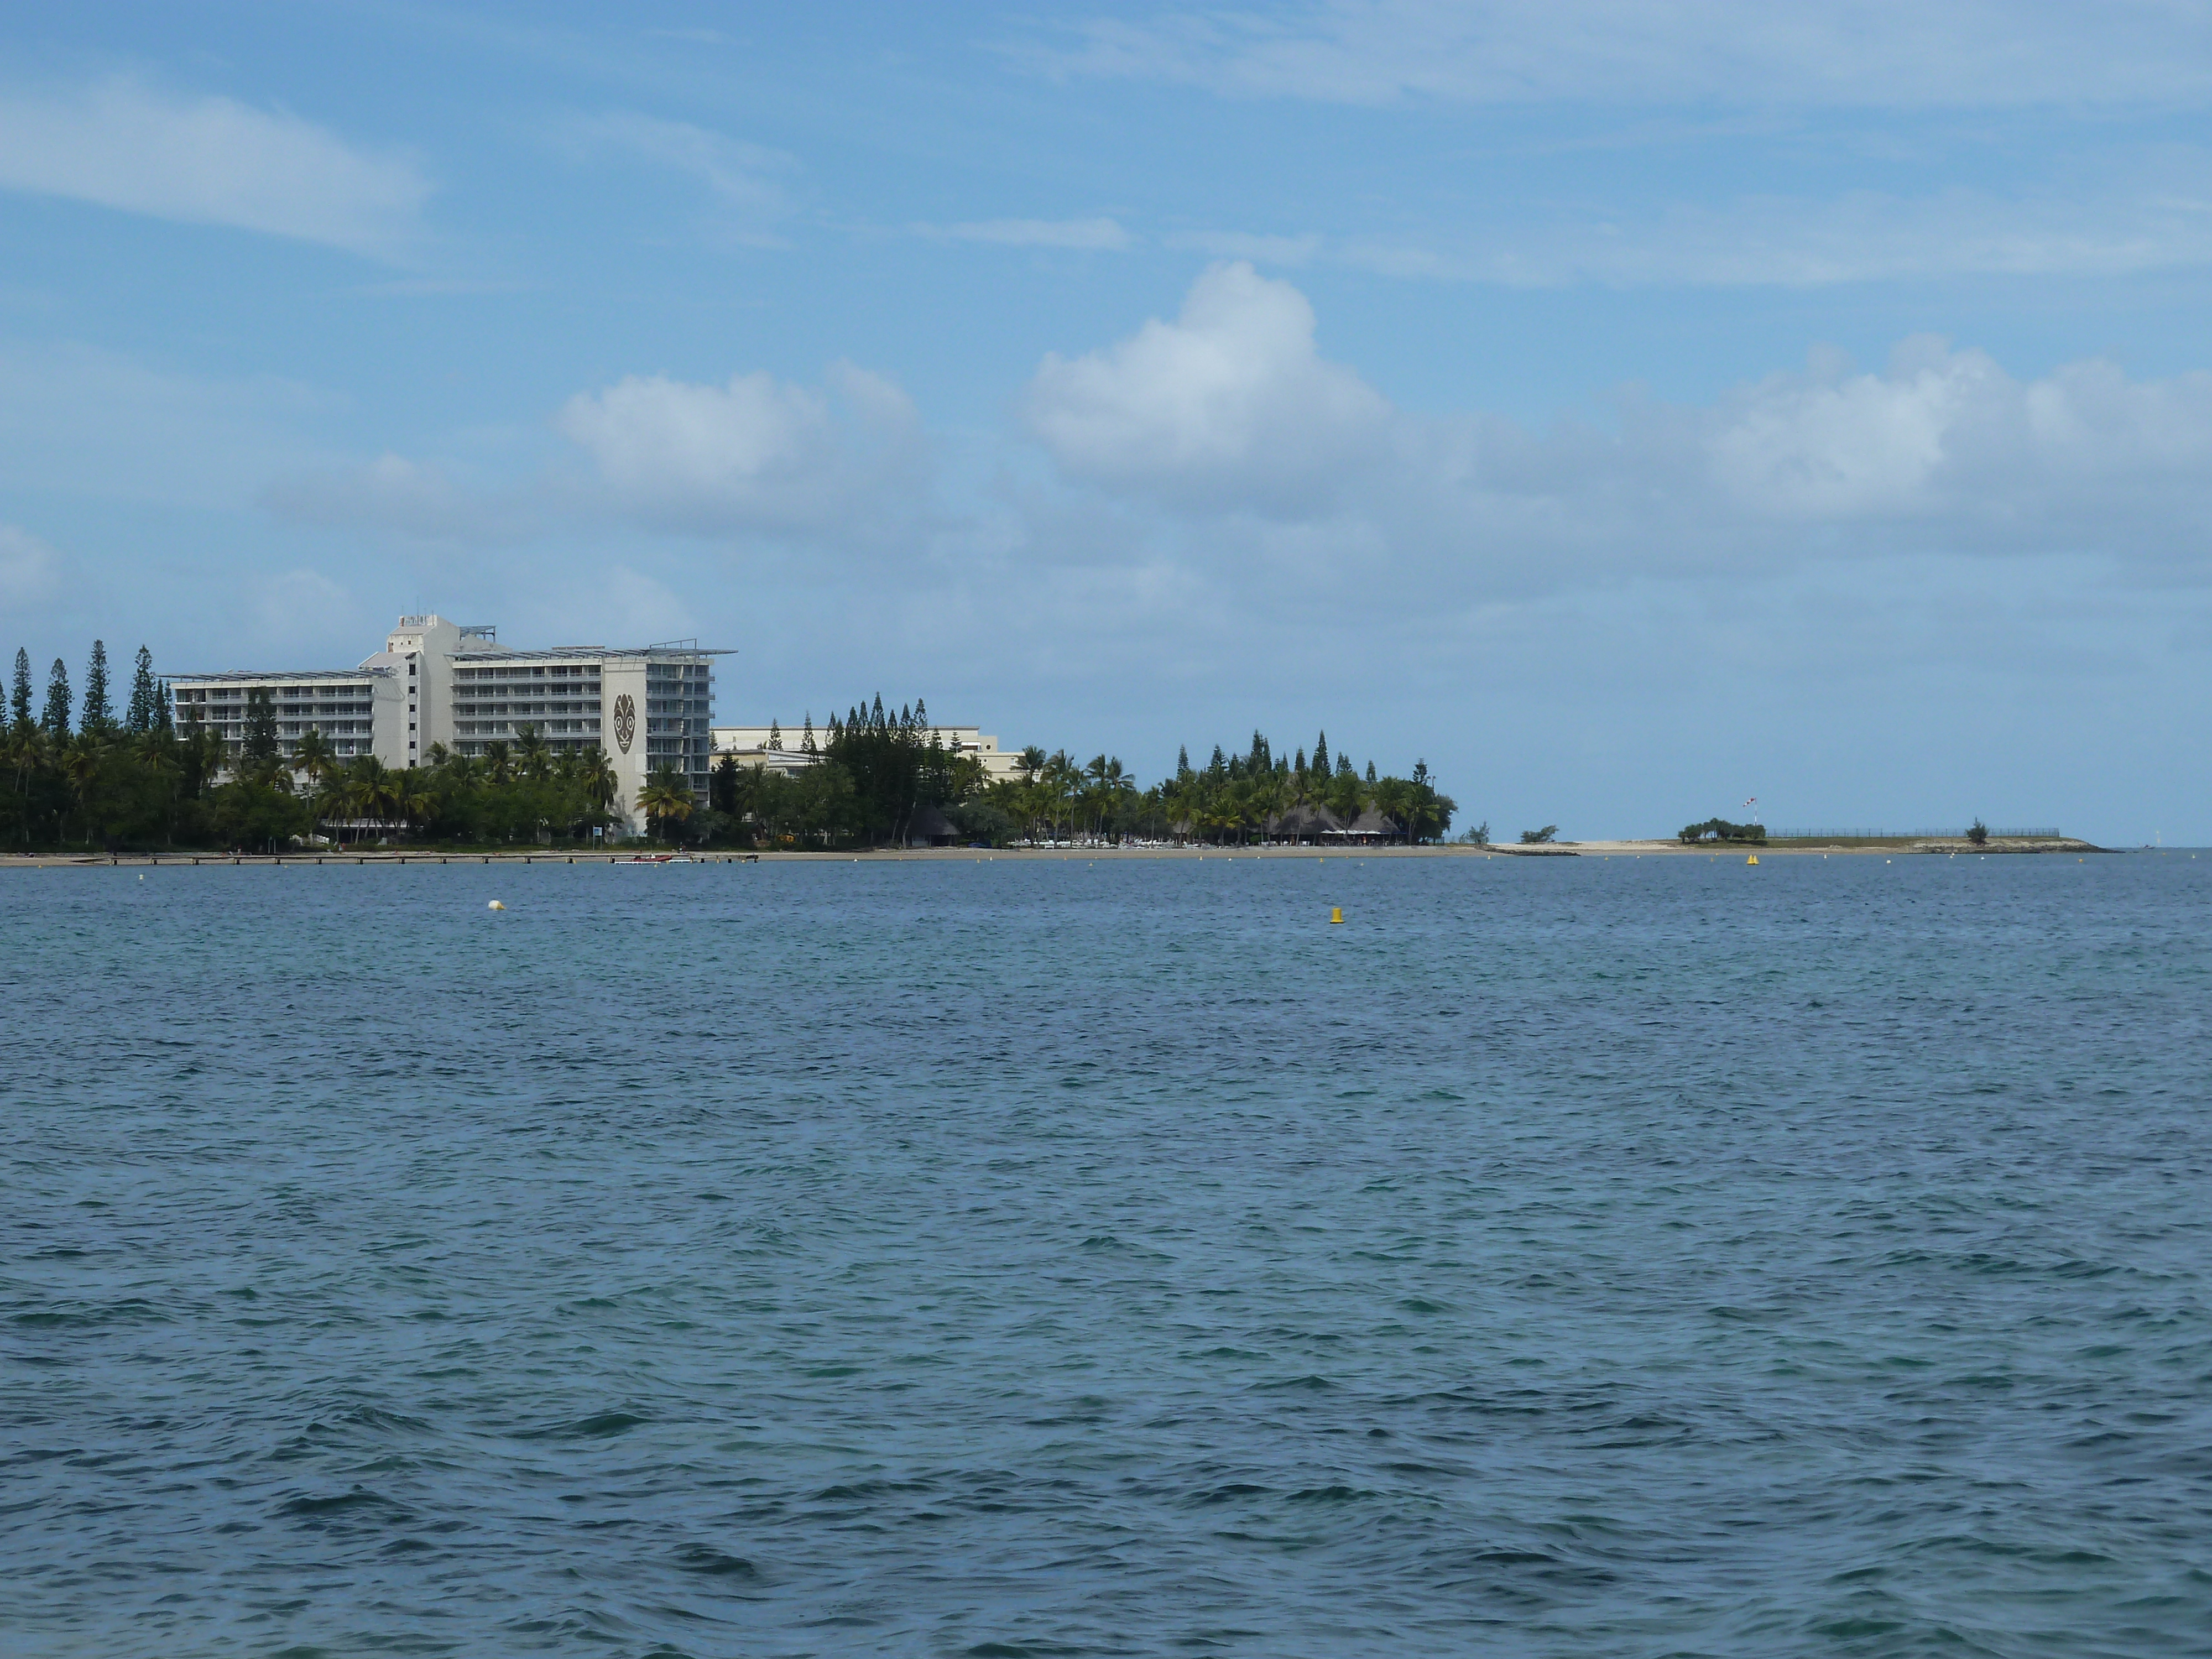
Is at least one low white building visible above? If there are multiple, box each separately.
[169,669,401,765]
[171,613,726,833]
[710,722,1029,783]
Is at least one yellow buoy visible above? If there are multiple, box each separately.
[487,900,505,910]
[1330,906,1344,924]
[1746,854,1759,865]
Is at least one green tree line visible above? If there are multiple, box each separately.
[4,639,647,852]
[7,644,1459,853]
[703,706,1456,849]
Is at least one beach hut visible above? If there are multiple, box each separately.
[1270,804,1344,844]
[905,804,961,847]
[1333,807,1402,844]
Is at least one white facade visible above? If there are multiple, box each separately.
[169,669,405,766]
[711,722,1029,783]
[178,613,724,834]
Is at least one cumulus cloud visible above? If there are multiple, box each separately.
[557,359,927,538]
[0,78,427,258]
[1024,262,1390,511]
[1034,2,2212,109]
[1020,265,2212,598]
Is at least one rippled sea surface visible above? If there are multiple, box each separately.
[6,852,2212,1657]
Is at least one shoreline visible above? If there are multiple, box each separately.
[0,838,2112,869]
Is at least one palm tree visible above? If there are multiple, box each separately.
[581,746,618,812]
[1042,749,1082,840]
[59,735,101,846]
[339,755,400,841]
[638,763,693,844]
[395,778,434,832]
[4,720,43,831]
[514,723,551,781]
[291,728,336,792]
[482,739,513,784]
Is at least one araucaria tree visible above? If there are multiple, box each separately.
[80,641,113,735]
[41,659,70,738]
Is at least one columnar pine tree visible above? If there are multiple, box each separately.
[81,640,113,734]
[766,718,782,750]
[41,659,70,737]
[1312,732,1329,775]
[10,648,30,732]
[154,677,173,732]
[1366,759,1377,782]
[1177,745,1191,781]
[242,686,279,764]
[800,712,816,753]
[1336,752,1354,777]
[126,646,157,734]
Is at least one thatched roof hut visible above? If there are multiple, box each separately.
[1270,804,1345,842]
[1335,807,1402,842]
[905,804,961,846]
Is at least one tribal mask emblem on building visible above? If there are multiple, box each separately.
[613,693,636,754]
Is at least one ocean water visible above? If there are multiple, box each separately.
[5,852,2211,1658]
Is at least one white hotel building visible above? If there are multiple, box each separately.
[170,614,723,832]
[710,723,1030,782]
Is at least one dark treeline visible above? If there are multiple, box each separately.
[3,639,649,852]
[1677,817,1765,844]
[7,645,1458,853]
[2,641,241,851]
[706,701,1458,849]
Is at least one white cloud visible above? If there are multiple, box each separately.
[0,523,61,603]
[926,217,1132,251]
[1021,266,2212,595]
[1022,261,1390,511]
[0,78,428,257]
[1036,2,2212,109]
[557,359,927,538]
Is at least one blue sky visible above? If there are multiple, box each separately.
[4,2,2211,842]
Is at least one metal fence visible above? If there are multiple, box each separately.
[1770,827,2062,841]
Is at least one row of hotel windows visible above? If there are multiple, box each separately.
[215,738,367,757]
[451,701,598,716]
[453,666,602,682]
[187,720,372,736]
[453,737,602,756]
[181,701,374,718]
[175,685,375,701]
[454,719,600,735]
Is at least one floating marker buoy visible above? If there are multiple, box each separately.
[487,900,505,911]
[1330,906,1344,924]
[1747,854,1758,865]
